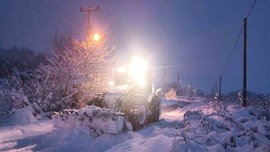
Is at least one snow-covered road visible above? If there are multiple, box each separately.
[0,120,55,151]
[1,98,269,152]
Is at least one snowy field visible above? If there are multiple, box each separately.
[1,97,270,152]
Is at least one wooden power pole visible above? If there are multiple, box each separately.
[80,6,100,38]
[162,63,166,91]
[219,76,222,100]
[177,73,180,87]
[243,18,247,107]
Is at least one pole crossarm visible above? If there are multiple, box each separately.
[80,6,100,13]
[80,6,100,38]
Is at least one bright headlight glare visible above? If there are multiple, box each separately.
[128,57,147,86]
[116,66,126,73]
[137,79,146,87]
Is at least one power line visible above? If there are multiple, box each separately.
[218,0,258,98]
[220,0,258,77]
[247,0,258,19]
[221,25,244,77]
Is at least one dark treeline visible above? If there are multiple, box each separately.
[0,47,48,79]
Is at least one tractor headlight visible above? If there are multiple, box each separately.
[116,66,126,73]
[128,57,147,87]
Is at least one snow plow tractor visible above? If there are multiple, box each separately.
[52,57,161,134]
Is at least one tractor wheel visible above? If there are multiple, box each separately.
[132,102,148,130]
[123,95,148,131]
[148,96,161,123]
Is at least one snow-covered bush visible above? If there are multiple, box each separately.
[35,36,114,112]
[1,76,43,115]
[0,48,48,119]
[0,84,12,117]
[171,101,270,152]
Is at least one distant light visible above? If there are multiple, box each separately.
[109,80,114,87]
[93,33,101,42]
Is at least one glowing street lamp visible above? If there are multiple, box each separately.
[93,33,101,42]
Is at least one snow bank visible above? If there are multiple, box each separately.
[12,107,36,124]
[52,106,125,134]
[0,107,36,126]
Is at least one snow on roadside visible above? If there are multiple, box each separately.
[0,107,36,127]
[0,119,55,151]
[0,120,54,142]
[170,100,270,152]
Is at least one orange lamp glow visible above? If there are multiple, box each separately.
[93,33,101,42]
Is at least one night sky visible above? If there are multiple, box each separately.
[0,0,270,94]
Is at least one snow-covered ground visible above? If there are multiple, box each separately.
[1,97,270,152]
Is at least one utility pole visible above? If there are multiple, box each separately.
[177,73,180,95]
[219,76,222,100]
[162,63,166,91]
[216,81,218,95]
[213,83,216,96]
[80,6,100,38]
[177,73,180,88]
[243,18,247,107]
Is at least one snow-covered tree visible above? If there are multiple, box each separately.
[36,36,114,112]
